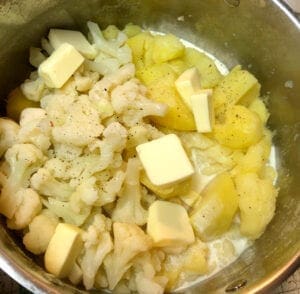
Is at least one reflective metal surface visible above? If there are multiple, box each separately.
[0,0,299,293]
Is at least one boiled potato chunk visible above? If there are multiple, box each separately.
[152,34,185,64]
[123,23,142,38]
[214,105,263,149]
[127,32,154,69]
[249,98,270,124]
[231,131,272,175]
[137,63,196,130]
[213,66,260,116]
[183,48,223,89]
[190,172,238,241]
[235,173,278,240]
[6,87,39,121]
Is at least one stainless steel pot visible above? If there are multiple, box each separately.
[0,0,299,293]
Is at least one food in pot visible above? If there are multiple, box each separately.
[0,22,278,293]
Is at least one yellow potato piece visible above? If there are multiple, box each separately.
[127,32,154,69]
[231,131,272,175]
[213,65,260,116]
[213,105,263,149]
[137,63,196,131]
[123,23,142,38]
[190,172,238,241]
[183,47,223,89]
[152,34,185,64]
[235,173,278,240]
[6,87,39,121]
[249,98,270,124]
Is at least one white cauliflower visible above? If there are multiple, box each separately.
[30,168,75,201]
[6,188,42,230]
[43,197,91,226]
[72,177,98,206]
[23,209,59,254]
[80,214,113,289]
[74,70,99,92]
[52,95,104,147]
[53,143,82,160]
[104,222,152,290]
[0,118,20,157]
[111,78,167,127]
[95,170,125,207]
[87,21,131,66]
[0,144,45,218]
[40,93,76,126]
[29,47,46,68]
[162,240,209,291]
[20,77,45,102]
[89,63,135,100]
[18,108,51,152]
[130,251,167,294]
[112,158,147,226]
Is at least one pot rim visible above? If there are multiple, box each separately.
[0,0,299,293]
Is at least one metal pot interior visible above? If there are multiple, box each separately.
[0,0,299,293]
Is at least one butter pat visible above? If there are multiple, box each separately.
[175,67,201,109]
[191,91,214,133]
[38,43,84,88]
[44,223,83,278]
[147,200,195,247]
[136,134,194,186]
[48,29,97,59]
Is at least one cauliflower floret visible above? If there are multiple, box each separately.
[112,158,147,226]
[43,197,91,226]
[74,70,100,92]
[130,251,167,294]
[4,143,45,189]
[29,47,46,68]
[6,188,42,230]
[52,95,104,147]
[104,222,152,290]
[80,214,113,289]
[111,78,167,127]
[20,77,45,102]
[95,170,125,207]
[18,108,51,152]
[53,143,83,160]
[0,118,20,157]
[89,63,135,100]
[85,58,120,76]
[40,93,76,126]
[23,209,59,254]
[85,122,127,176]
[162,240,209,291]
[70,177,98,211]
[87,21,132,66]
[30,168,75,201]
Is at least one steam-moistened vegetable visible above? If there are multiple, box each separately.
[190,173,239,241]
[0,21,278,293]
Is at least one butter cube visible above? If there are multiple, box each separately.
[136,134,194,187]
[191,91,215,133]
[38,43,84,88]
[44,223,83,278]
[48,29,97,59]
[175,67,201,109]
[147,200,195,247]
